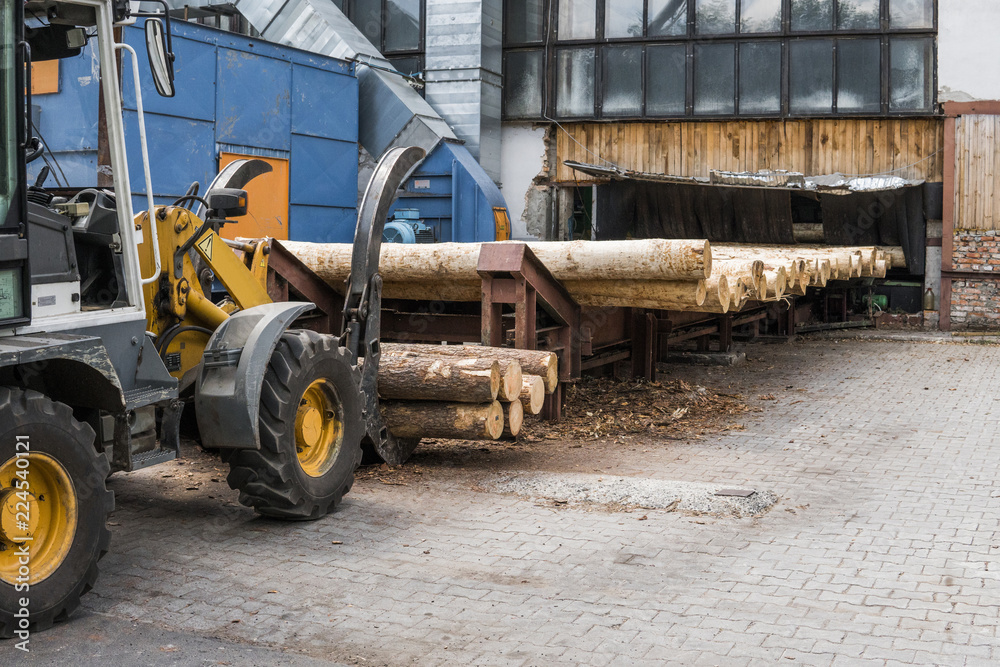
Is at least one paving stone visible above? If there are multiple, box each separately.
[80,339,1000,665]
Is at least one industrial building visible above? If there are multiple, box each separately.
[7,1,1000,662]
[28,0,999,329]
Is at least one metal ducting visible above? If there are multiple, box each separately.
[233,0,456,159]
[424,0,503,183]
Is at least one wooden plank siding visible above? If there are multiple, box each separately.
[954,115,1000,231]
[554,119,945,185]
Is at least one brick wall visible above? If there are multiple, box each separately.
[951,230,1000,328]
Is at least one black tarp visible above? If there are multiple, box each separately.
[596,181,795,244]
[595,181,926,274]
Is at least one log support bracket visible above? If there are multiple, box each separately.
[478,243,582,421]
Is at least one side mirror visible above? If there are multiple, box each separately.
[144,18,174,98]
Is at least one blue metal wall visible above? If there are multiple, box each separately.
[392,141,507,243]
[29,21,360,243]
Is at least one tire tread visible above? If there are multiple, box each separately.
[226,331,362,520]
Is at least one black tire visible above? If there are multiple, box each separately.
[227,331,363,520]
[0,388,113,639]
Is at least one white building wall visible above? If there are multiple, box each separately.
[938,0,1000,102]
[500,123,548,239]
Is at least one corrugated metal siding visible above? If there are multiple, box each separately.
[424,0,503,182]
[954,114,1000,231]
[554,119,945,184]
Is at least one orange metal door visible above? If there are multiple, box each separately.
[31,61,58,94]
[217,152,290,241]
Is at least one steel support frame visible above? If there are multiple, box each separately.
[478,243,582,420]
[266,241,343,334]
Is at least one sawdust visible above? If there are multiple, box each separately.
[524,377,755,442]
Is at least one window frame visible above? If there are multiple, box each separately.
[341,0,426,63]
[502,0,938,121]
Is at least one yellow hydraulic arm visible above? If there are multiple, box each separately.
[136,205,272,387]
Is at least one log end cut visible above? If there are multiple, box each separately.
[498,361,523,402]
[520,375,546,415]
[503,400,525,439]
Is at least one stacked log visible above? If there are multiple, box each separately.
[714,245,902,290]
[281,240,712,312]
[502,401,524,439]
[730,279,747,311]
[699,275,731,314]
[778,245,888,279]
[713,259,765,300]
[377,344,557,441]
[385,344,558,394]
[762,267,787,300]
[878,246,905,270]
[520,376,545,415]
[377,355,501,403]
[810,259,832,287]
[561,279,707,310]
[381,401,505,441]
[278,240,905,319]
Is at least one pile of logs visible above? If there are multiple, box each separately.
[377,344,558,442]
[283,239,712,311]
[712,244,896,309]
[281,240,903,316]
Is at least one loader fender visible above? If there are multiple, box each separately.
[195,302,315,449]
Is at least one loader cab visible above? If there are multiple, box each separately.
[0,0,31,328]
[9,0,174,334]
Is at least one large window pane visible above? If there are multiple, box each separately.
[649,0,688,36]
[789,39,833,113]
[385,0,421,52]
[739,42,781,114]
[606,0,644,38]
[646,44,686,115]
[354,0,382,47]
[791,0,833,31]
[694,43,735,114]
[740,0,781,33]
[557,48,596,116]
[890,0,934,29]
[696,0,736,35]
[603,46,643,116]
[890,37,933,111]
[558,0,597,40]
[506,0,546,44]
[837,0,880,30]
[837,38,880,112]
[506,50,545,118]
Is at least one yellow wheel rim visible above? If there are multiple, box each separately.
[294,379,344,478]
[0,453,78,585]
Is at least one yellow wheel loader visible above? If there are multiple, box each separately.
[0,0,422,639]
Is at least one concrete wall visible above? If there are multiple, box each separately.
[938,0,1000,103]
[500,123,549,239]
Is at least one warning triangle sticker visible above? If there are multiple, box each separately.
[196,234,213,261]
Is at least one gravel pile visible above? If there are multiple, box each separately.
[489,472,778,518]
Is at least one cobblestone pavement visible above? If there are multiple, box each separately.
[44,339,1000,664]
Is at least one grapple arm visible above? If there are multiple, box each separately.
[342,146,426,464]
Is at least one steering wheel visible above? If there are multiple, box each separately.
[25,137,44,163]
